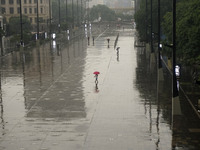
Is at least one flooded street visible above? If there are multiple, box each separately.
[0,26,199,150]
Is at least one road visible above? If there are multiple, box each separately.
[0,25,199,150]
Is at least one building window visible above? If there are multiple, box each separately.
[40,8,43,14]
[29,0,31,4]
[29,8,32,14]
[24,8,27,14]
[40,0,42,4]
[24,0,27,4]
[30,18,32,23]
[35,17,37,23]
[1,7,6,14]
[34,0,36,3]
[9,0,14,4]
[34,8,37,13]
[17,7,20,14]
[1,0,6,5]
[17,0,20,4]
[10,7,14,14]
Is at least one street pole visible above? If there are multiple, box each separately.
[19,0,23,45]
[81,0,83,24]
[58,0,61,33]
[87,0,89,24]
[150,0,153,53]
[158,0,164,81]
[37,0,39,40]
[0,27,3,56]
[145,0,148,43]
[172,0,178,98]
[77,0,79,27]
[72,0,74,29]
[49,0,52,37]
[66,0,68,23]
[172,0,181,116]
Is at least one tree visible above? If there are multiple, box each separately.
[89,5,116,22]
[51,0,85,31]
[162,0,200,65]
[7,16,32,45]
[8,16,32,35]
[134,0,171,42]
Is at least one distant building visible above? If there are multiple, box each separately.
[89,0,106,8]
[0,0,49,31]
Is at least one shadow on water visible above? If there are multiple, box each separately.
[135,43,200,149]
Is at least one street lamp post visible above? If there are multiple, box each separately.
[77,0,79,27]
[36,0,39,40]
[158,0,164,81]
[145,0,148,43]
[172,0,181,117]
[66,0,68,23]
[150,0,153,53]
[81,0,83,23]
[172,0,178,99]
[72,0,74,29]
[19,0,23,45]
[49,0,52,37]
[58,0,61,33]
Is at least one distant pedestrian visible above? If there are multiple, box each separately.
[88,36,90,45]
[107,38,110,48]
[93,36,95,45]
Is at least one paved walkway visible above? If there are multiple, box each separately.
[2,27,198,150]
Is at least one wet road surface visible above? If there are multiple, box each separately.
[0,26,199,150]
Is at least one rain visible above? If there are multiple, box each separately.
[0,0,200,150]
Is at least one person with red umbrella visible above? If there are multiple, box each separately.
[93,71,100,83]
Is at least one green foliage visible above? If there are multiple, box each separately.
[89,5,116,21]
[162,0,200,65]
[134,0,171,42]
[8,16,32,35]
[52,0,85,31]
[134,4,146,41]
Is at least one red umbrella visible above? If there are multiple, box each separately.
[93,71,100,75]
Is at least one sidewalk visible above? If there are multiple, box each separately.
[1,27,199,150]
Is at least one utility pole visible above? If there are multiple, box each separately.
[58,0,61,33]
[49,0,52,37]
[19,0,23,45]
[150,0,153,53]
[145,0,148,43]
[66,0,68,23]
[37,0,39,40]
[77,0,79,27]
[81,0,83,24]
[87,0,89,24]
[0,26,3,56]
[72,0,74,29]
[158,0,164,81]
[172,0,178,99]
[172,0,181,116]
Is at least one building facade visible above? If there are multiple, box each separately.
[0,0,49,31]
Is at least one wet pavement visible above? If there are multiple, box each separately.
[0,25,200,150]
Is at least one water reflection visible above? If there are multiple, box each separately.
[135,46,172,149]
[0,35,87,120]
[135,42,200,149]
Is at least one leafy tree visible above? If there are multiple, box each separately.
[7,16,32,35]
[134,0,171,42]
[162,0,200,64]
[7,16,32,45]
[89,5,116,22]
[52,0,85,31]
